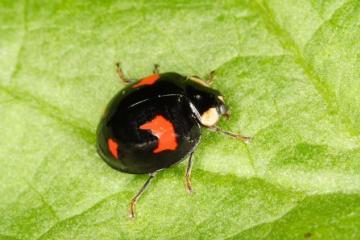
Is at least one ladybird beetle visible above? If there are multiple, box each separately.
[96,63,250,218]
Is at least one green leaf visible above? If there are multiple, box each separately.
[1,0,359,239]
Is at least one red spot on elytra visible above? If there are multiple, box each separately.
[132,74,160,88]
[108,138,119,159]
[140,115,178,153]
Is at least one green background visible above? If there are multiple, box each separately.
[1,0,360,239]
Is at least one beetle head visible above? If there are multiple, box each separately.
[185,80,228,127]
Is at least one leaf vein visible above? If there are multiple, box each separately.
[253,0,355,136]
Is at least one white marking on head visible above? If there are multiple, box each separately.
[200,107,220,127]
[218,96,224,102]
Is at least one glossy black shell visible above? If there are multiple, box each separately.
[97,73,203,174]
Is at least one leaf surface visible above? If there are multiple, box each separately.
[0,0,359,239]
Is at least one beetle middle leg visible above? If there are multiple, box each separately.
[129,172,157,218]
[185,152,194,194]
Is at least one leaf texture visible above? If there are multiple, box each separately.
[0,0,359,239]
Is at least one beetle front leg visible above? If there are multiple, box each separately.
[129,172,157,218]
[206,70,215,85]
[185,152,194,194]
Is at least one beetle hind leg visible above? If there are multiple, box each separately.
[185,152,194,194]
[153,64,160,74]
[129,172,157,218]
[115,62,132,84]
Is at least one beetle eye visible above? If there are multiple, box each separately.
[195,94,201,100]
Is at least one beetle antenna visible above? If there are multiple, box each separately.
[208,126,251,143]
[129,172,157,218]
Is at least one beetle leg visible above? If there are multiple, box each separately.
[208,126,251,144]
[115,62,132,84]
[187,75,210,87]
[129,172,157,218]
[153,64,160,74]
[206,70,215,85]
[187,71,215,86]
[185,152,194,194]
